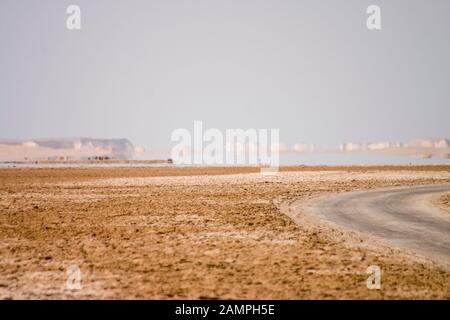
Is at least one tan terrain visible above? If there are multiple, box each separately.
[436,193,450,214]
[0,165,450,299]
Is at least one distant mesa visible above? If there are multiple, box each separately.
[407,138,449,149]
[339,141,405,152]
[337,138,450,158]
[0,138,145,162]
[293,143,316,152]
[289,138,450,158]
[2,137,448,163]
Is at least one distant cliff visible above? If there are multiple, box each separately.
[0,138,143,161]
[338,138,450,158]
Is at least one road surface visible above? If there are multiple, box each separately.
[305,184,450,263]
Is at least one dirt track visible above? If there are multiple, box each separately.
[1,166,450,299]
[298,184,450,264]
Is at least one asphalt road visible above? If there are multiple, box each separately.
[307,184,450,263]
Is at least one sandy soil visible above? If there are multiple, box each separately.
[0,165,450,299]
[437,193,450,214]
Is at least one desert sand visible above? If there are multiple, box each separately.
[0,165,449,299]
[437,193,450,213]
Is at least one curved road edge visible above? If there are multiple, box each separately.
[282,184,450,265]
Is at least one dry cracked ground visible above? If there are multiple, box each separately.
[0,165,449,299]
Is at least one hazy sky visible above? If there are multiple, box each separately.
[1,0,449,150]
